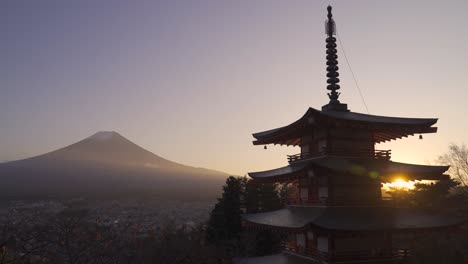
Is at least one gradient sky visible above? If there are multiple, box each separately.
[2,0,468,176]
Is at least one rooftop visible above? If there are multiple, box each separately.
[242,206,465,231]
[248,156,449,182]
[253,108,438,146]
[233,252,314,264]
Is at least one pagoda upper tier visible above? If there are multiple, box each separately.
[253,107,438,146]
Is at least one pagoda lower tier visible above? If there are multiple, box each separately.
[239,155,462,263]
[243,206,464,232]
[248,156,449,207]
[249,157,449,183]
[240,206,465,264]
[233,252,314,264]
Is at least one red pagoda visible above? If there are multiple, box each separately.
[238,6,464,264]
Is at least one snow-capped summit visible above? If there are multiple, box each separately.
[88,131,119,141]
[33,131,180,168]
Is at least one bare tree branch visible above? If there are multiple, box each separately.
[438,143,468,196]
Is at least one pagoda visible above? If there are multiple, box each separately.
[237,6,465,264]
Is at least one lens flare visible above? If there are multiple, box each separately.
[386,178,415,190]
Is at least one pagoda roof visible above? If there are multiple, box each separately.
[233,252,313,264]
[249,162,310,180]
[253,108,438,145]
[248,157,449,182]
[242,206,465,231]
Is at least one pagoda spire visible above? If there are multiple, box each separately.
[322,5,348,111]
[326,6,340,103]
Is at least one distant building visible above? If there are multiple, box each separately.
[237,6,465,264]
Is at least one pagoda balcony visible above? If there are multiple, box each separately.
[287,197,394,207]
[287,147,391,163]
[287,198,325,206]
[281,242,409,263]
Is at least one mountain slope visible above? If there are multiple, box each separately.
[0,132,228,199]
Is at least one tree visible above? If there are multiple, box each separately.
[386,177,459,209]
[411,178,459,208]
[438,143,468,196]
[244,180,260,213]
[0,209,51,264]
[207,177,288,258]
[1,205,220,264]
[206,176,246,244]
[408,233,466,264]
[277,183,290,207]
[386,186,413,207]
[244,181,282,213]
[243,181,284,256]
[257,183,283,212]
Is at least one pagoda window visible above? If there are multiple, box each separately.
[296,233,306,249]
[300,187,309,201]
[301,144,310,154]
[318,139,327,151]
[287,181,300,205]
[317,236,329,253]
[319,186,328,202]
[298,176,321,204]
[307,231,316,253]
[310,185,319,202]
[286,234,298,251]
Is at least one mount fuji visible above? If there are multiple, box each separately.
[0,132,228,200]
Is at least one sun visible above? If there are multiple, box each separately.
[386,178,415,190]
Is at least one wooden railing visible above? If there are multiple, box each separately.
[333,249,410,262]
[288,196,394,207]
[282,242,409,262]
[287,148,391,163]
[281,242,328,261]
[287,198,325,206]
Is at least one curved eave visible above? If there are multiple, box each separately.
[248,162,309,181]
[247,157,449,182]
[233,253,313,264]
[321,109,437,126]
[252,107,439,145]
[394,208,468,231]
[252,109,313,146]
[306,157,450,181]
[242,207,466,231]
[242,208,321,230]
[382,161,449,181]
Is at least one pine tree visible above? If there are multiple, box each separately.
[257,183,282,212]
[244,180,260,213]
[206,176,246,244]
[245,181,283,213]
[207,177,285,256]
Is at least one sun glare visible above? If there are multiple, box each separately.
[386,178,415,190]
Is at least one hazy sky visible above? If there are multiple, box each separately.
[2,0,468,175]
